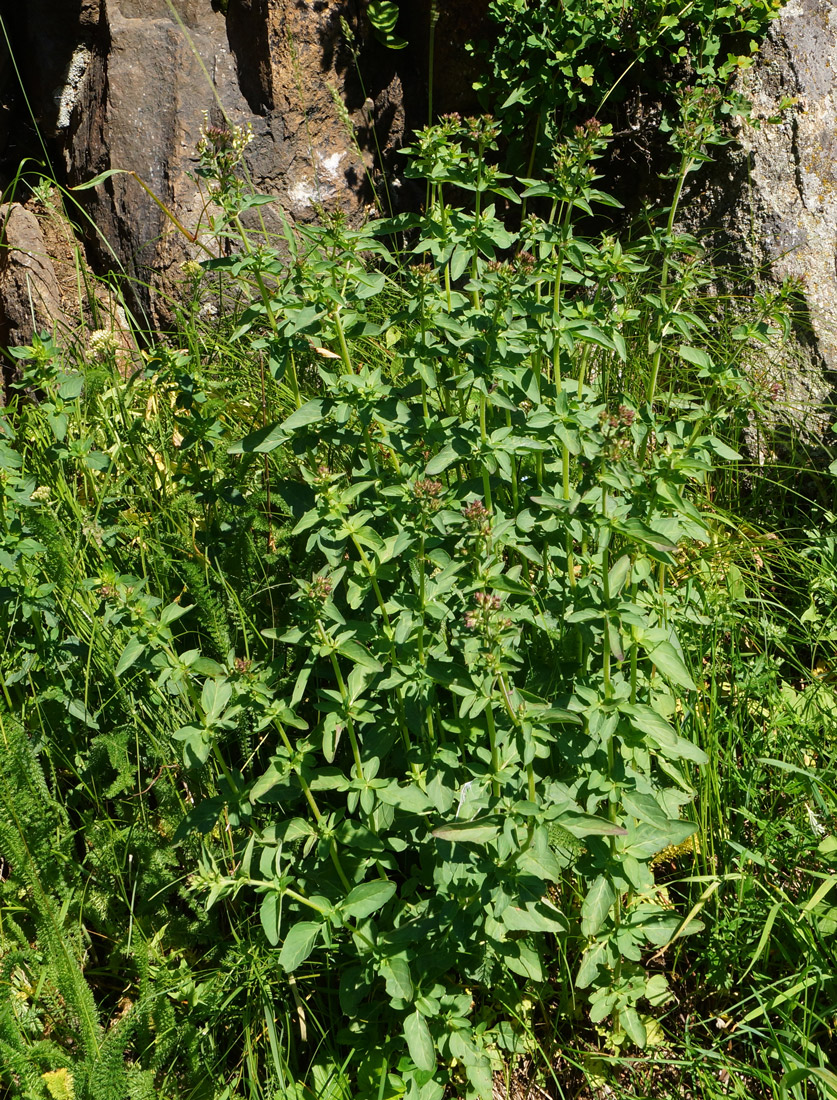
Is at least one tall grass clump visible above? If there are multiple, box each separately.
[2,4,837,1098]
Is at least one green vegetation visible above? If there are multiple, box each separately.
[475,0,783,170]
[3,2,837,1099]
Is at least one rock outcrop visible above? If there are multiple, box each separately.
[4,0,837,445]
[0,190,137,402]
[742,0,837,375]
[5,0,407,329]
[0,0,497,333]
[683,0,837,442]
[0,203,66,398]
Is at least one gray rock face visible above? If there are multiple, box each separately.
[678,0,837,448]
[741,0,837,375]
[682,0,837,444]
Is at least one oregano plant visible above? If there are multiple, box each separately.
[91,101,795,1099]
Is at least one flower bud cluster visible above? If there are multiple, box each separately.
[462,592,514,671]
[309,575,333,602]
[411,262,435,289]
[198,115,253,161]
[462,498,491,535]
[87,329,119,363]
[413,478,443,513]
[196,112,253,196]
[466,590,506,626]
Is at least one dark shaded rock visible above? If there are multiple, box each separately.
[226,0,273,113]
[62,0,263,328]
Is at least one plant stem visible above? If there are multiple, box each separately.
[427,0,439,126]
[485,700,500,799]
[479,394,493,510]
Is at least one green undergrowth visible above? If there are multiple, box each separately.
[474,0,783,174]
[2,6,837,1100]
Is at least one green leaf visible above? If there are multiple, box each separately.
[558,811,627,838]
[576,939,609,989]
[404,1010,435,1072]
[67,698,99,729]
[57,373,84,400]
[381,957,413,1001]
[229,399,324,454]
[518,845,566,883]
[620,1007,647,1049]
[250,763,290,803]
[706,435,742,461]
[540,708,583,725]
[612,518,677,559]
[640,912,683,947]
[622,703,677,743]
[337,638,384,672]
[432,817,501,844]
[0,442,22,470]
[781,1067,837,1100]
[620,791,669,829]
[626,820,697,858]
[172,725,211,768]
[115,637,146,676]
[260,893,281,946]
[239,192,277,209]
[425,443,462,476]
[368,0,408,48]
[377,782,433,813]
[648,640,697,691]
[501,83,532,109]
[279,921,322,972]
[466,1062,493,1100]
[581,875,616,937]
[818,835,837,857]
[160,601,193,626]
[449,243,470,281]
[678,345,713,370]
[201,677,232,719]
[173,796,224,840]
[608,553,631,596]
[503,939,543,981]
[644,973,672,1006]
[342,879,397,920]
[501,900,567,934]
[70,167,131,190]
